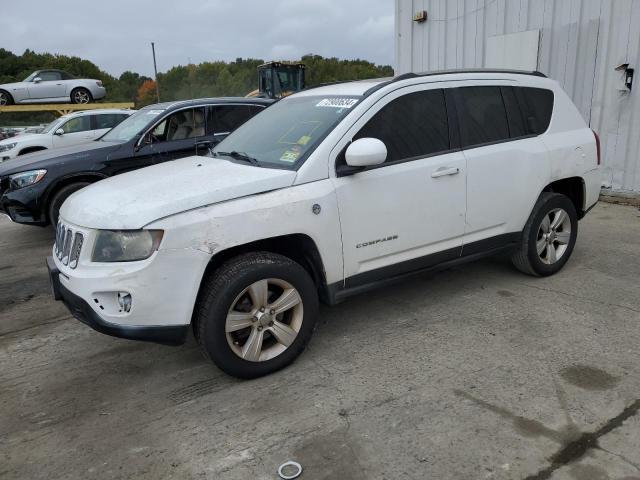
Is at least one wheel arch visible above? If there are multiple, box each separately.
[18,146,47,156]
[0,89,13,102]
[541,176,586,218]
[192,233,329,329]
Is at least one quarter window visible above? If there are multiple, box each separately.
[454,87,510,148]
[61,116,91,134]
[354,89,450,163]
[515,87,554,134]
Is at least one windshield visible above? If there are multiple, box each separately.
[212,95,360,169]
[40,117,65,134]
[23,72,38,82]
[100,108,164,142]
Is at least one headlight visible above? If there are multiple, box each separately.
[9,169,47,190]
[0,142,17,153]
[92,230,164,262]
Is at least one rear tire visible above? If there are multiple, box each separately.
[0,90,13,106]
[48,182,90,226]
[71,88,92,104]
[195,252,319,378]
[511,192,578,276]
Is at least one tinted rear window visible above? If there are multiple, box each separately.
[354,89,450,162]
[454,87,510,148]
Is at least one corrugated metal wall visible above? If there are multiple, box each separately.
[395,0,640,193]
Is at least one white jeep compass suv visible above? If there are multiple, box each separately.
[48,70,601,378]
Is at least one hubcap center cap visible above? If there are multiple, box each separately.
[255,310,272,327]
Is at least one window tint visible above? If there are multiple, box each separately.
[94,113,129,130]
[38,71,62,81]
[515,87,554,134]
[207,105,254,135]
[150,108,205,142]
[454,87,509,148]
[500,87,527,138]
[61,116,91,134]
[60,71,74,80]
[354,89,449,163]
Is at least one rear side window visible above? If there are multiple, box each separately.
[94,114,129,130]
[515,87,554,135]
[354,89,450,163]
[207,105,255,135]
[454,87,509,148]
[500,87,527,138]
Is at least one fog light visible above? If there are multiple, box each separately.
[117,292,132,313]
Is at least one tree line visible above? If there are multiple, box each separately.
[0,49,393,124]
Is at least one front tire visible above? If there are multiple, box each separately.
[71,88,92,104]
[48,182,90,226]
[196,252,319,378]
[511,192,578,276]
[0,90,13,106]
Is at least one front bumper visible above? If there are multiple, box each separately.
[0,179,47,225]
[47,256,188,345]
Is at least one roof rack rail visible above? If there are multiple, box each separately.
[363,68,547,97]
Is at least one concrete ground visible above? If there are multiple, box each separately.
[1,202,640,480]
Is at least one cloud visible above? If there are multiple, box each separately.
[0,0,394,77]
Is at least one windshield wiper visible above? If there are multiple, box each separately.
[215,151,259,165]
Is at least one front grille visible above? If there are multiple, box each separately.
[55,221,84,269]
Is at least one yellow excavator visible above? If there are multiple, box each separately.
[246,61,306,99]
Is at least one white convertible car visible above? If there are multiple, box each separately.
[0,69,107,105]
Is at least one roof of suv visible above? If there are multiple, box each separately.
[295,68,549,98]
[142,97,274,111]
[62,108,134,118]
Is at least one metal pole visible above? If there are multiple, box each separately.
[151,42,160,103]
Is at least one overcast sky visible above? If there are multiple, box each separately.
[0,0,394,78]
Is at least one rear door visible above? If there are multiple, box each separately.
[333,85,467,286]
[455,83,552,251]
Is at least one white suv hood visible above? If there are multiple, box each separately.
[61,156,297,229]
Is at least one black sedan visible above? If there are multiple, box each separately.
[0,97,272,226]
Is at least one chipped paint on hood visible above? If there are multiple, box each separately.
[60,156,297,229]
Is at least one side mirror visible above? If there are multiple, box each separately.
[33,77,42,83]
[54,128,64,136]
[345,138,387,167]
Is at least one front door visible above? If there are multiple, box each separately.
[27,71,67,100]
[51,115,94,148]
[332,85,467,287]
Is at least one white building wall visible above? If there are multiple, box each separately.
[395,0,640,193]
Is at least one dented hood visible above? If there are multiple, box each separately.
[60,156,297,229]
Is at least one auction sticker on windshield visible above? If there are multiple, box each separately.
[316,98,358,108]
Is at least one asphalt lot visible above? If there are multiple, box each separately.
[1,202,640,480]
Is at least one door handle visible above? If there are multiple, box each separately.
[431,166,460,178]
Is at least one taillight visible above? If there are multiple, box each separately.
[592,129,601,165]
[96,80,103,87]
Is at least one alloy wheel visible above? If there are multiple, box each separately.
[536,208,571,264]
[0,93,8,106]
[74,90,90,104]
[225,278,303,362]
